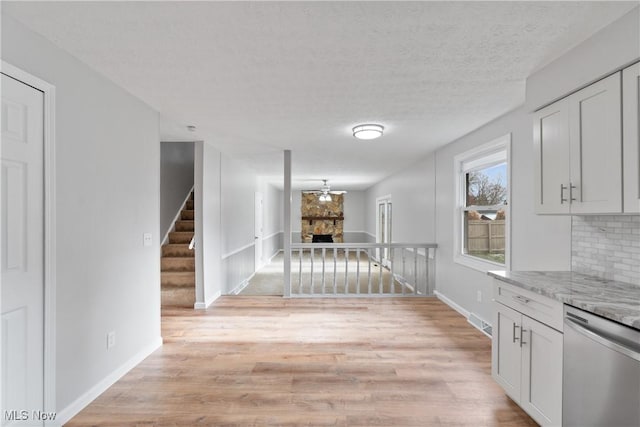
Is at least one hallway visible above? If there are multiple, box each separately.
[66,297,535,426]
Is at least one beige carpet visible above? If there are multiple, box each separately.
[241,252,409,296]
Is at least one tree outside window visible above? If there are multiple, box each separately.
[463,163,507,264]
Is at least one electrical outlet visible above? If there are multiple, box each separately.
[477,290,482,303]
[143,233,152,247]
[107,331,116,349]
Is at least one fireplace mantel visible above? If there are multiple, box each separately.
[301,216,344,225]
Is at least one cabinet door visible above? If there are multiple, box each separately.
[533,99,570,214]
[520,316,563,427]
[492,303,522,402]
[623,62,640,213]
[569,72,622,214]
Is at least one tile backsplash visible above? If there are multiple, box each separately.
[572,215,640,285]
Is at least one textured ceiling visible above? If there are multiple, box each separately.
[4,1,637,189]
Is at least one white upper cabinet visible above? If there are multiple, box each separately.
[534,72,623,214]
[534,99,571,214]
[623,62,640,213]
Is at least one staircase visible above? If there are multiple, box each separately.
[161,192,195,308]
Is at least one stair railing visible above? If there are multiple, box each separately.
[289,242,437,297]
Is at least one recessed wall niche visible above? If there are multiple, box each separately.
[300,193,344,243]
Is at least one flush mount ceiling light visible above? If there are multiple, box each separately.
[352,124,384,140]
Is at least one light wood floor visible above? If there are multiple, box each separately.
[67,297,537,426]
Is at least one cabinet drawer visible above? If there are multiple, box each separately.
[494,279,563,331]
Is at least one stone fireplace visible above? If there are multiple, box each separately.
[301,193,344,243]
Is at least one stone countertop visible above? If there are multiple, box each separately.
[488,271,640,330]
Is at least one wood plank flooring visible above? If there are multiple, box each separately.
[67,297,537,426]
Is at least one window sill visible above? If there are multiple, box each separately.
[454,253,506,274]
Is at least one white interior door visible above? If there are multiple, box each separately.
[376,197,392,267]
[254,192,263,270]
[1,73,45,426]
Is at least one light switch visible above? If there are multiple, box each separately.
[143,233,152,247]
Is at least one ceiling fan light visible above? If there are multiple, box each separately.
[353,124,384,140]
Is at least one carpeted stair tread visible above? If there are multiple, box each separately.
[181,210,194,220]
[175,220,195,232]
[186,200,194,210]
[161,287,194,308]
[162,244,194,257]
[168,231,193,244]
[161,271,195,287]
[162,257,195,272]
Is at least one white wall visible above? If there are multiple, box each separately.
[258,180,283,262]
[365,154,437,243]
[433,107,571,323]
[2,15,162,417]
[220,155,258,293]
[343,191,367,242]
[194,141,222,306]
[160,141,194,239]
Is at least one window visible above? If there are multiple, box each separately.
[454,135,510,271]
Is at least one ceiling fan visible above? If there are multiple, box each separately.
[302,179,347,202]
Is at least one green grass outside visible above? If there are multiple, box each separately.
[469,252,505,265]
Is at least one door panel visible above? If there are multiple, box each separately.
[569,73,622,214]
[623,62,640,213]
[254,192,263,270]
[521,316,563,426]
[1,73,45,426]
[492,303,521,402]
[533,100,570,214]
[376,199,391,266]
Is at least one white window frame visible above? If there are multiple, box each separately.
[453,134,511,273]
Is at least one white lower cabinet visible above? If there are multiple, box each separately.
[492,281,563,426]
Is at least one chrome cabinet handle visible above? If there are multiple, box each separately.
[560,184,568,204]
[570,183,577,202]
[520,328,527,347]
[512,323,520,343]
[512,295,531,304]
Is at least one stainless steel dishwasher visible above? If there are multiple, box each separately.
[563,305,640,427]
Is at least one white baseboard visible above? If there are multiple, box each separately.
[56,337,163,426]
[194,290,221,309]
[434,290,470,318]
[434,291,491,338]
[268,249,282,263]
[230,275,252,295]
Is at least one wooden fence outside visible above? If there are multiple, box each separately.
[467,220,505,253]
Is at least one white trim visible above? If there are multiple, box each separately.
[161,186,194,246]
[221,241,255,260]
[193,142,204,309]
[364,231,376,238]
[194,291,221,309]
[1,62,57,424]
[56,337,162,426]
[283,150,292,297]
[434,290,471,318]
[263,230,283,240]
[467,313,492,338]
[268,249,283,263]
[229,273,254,295]
[453,133,511,273]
